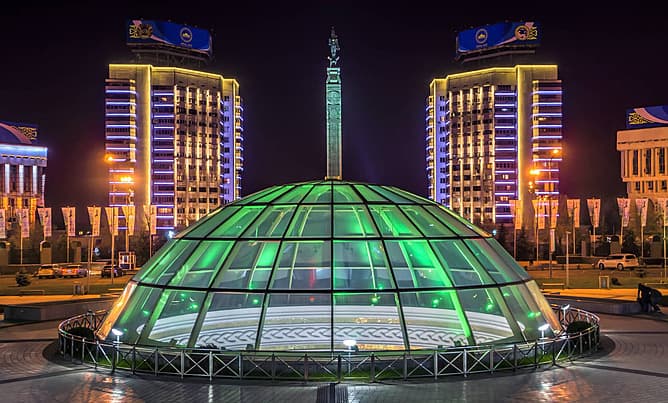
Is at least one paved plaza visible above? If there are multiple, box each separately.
[0,304,667,402]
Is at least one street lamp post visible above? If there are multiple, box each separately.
[566,231,571,288]
[119,176,133,254]
[529,170,540,265]
[547,149,560,280]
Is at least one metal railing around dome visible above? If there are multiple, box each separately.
[57,305,599,382]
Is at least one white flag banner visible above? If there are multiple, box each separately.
[549,201,559,229]
[37,208,52,238]
[62,207,76,236]
[105,207,119,236]
[657,198,668,227]
[122,205,136,236]
[0,208,6,239]
[566,199,580,227]
[150,205,157,235]
[88,206,101,237]
[617,197,631,228]
[532,199,547,230]
[636,198,649,227]
[587,198,600,229]
[509,200,522,230]
[18,208,30,238]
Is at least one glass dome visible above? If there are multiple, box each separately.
[97,180,560,351]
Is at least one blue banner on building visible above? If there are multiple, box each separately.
[626,106,668,129]
[127,20,212,56]
[457,22,540,55]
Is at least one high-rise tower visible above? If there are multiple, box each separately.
[427,22,562,230]
[325,27,342,180]
[105,20,243,234]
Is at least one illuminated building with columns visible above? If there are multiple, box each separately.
[426,66,562,227]
[617,105,668,204]
[0,120,47,216]
[426,22,562,228]
[105,20,243,233]
[105,66,243,232]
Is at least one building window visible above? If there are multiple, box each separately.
[645,150,652,174]
[660,148,666,174]
[635,181,641,191]
[632,150,639,176]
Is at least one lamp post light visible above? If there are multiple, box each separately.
[343,339,357,374]
[560,304,571,325]
[111,328,123,345]
[538,323,550,339]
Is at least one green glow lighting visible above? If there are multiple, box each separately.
[252,298,260,305]
[485,302,494,312]
[431,298,440,308]
[371,295,379,305]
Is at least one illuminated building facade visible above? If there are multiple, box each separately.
[617,106,668,204]
[426,65,562,227]
[105,65,243,232]
[0,121,47,216]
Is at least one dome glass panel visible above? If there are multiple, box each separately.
[99,180,559,351]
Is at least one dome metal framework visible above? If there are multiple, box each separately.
[97,180,560,352]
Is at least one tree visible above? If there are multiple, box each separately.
[622,230,640,256]
[516,229,533,260]
[494,224,510,254]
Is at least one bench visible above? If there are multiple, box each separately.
[541,282,565,290]
[18,289,45,295]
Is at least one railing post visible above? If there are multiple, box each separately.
[180,350,184,379]
[534,341,538,368]
[155,349,159,376]
[337,354,342,381]
[95,341,99,369]
[304,353,308,381]
[271,353,276,380]
[403,353,407,380]
[112,346,117,373]
[209,351,213,381]
[70,337,74,362]
[370,353,375,382]
[490,345,494,373]
[433,351,438,380]
[239,352,243,380]
[132,346,136,374]
[463,348,468,378]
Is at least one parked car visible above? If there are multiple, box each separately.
[595,254,639,271]
[101,265,124,278]
[37,264,61,279]
[60,264,88,278]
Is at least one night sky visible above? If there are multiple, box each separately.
[2,3,667,227]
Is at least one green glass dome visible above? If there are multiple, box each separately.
[97,180,560,351]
